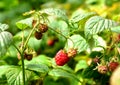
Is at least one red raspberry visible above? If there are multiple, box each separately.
[55,50,70,66]
[98,65,108,74]
[67,48,77,57]
[108,62,119,72]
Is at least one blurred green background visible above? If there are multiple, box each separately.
[0,0,120,34]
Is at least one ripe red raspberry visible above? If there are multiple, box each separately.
[34,31,43,40]
[108,62,119,72]
[39,23,48,33]
[55,50,70,66]
[67,48,77,57]
[98,65,108,74]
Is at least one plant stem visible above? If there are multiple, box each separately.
[23,22,39,52]
[13,22,39,85]
[21,22,39,85]
[21,51,25,85]
[13,44,25,85]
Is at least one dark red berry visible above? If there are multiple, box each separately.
[25,53,33,61]
[34,31,43,40]
[93,57,100,64]
[39,23,48,33]
[55,50,70,66]
[98,65,108,74]
[47,39,55,46]
[67,48,77,57]
[108,62,119,72]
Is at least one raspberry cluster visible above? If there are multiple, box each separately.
[32,20,48,40]
[55,49,77,66]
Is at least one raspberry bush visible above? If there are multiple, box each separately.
[0,0,120,85]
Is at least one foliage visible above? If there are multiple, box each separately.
[0,0,120,85]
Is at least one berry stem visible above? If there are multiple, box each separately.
[49,26,74,45]
[23,22,39,52]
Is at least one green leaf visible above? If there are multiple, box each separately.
[41,8,68,21]
[111,26,120,33]
[49,20,69,37]
[64,34,89,53]
[57,65,74,73]
[82,65,99,78]
[13,29,31,42]
[71,12,96,23]
[0,31,13,56]
[44,76,71,85]
[48,68,80,82]
[86,35,106,52]
[0,23,9,32]
[25,63,49,73]
[6,66,32,85]
[0,65,10,78]
[85,16,117,38]
[24,55,52,67]
[16,17,33,30]
[75,60,88,72]
[28,37,42,51]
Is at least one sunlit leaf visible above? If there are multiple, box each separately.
[49,20,69,37]
[0,31,13,56]
[111,26,120,33]
[64,34,89,53]
[75,60,88,72]
[16,17,33,30]
[40,8,68,21]
[85,16,117,39]
[0,23,9,32]
[0,65,10,78]
[71,12,96,23]
[6,66,32,85]
[25,63,49,73]
[48,68,80,82]
[87,35,106,52]
[24,55,52,67]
